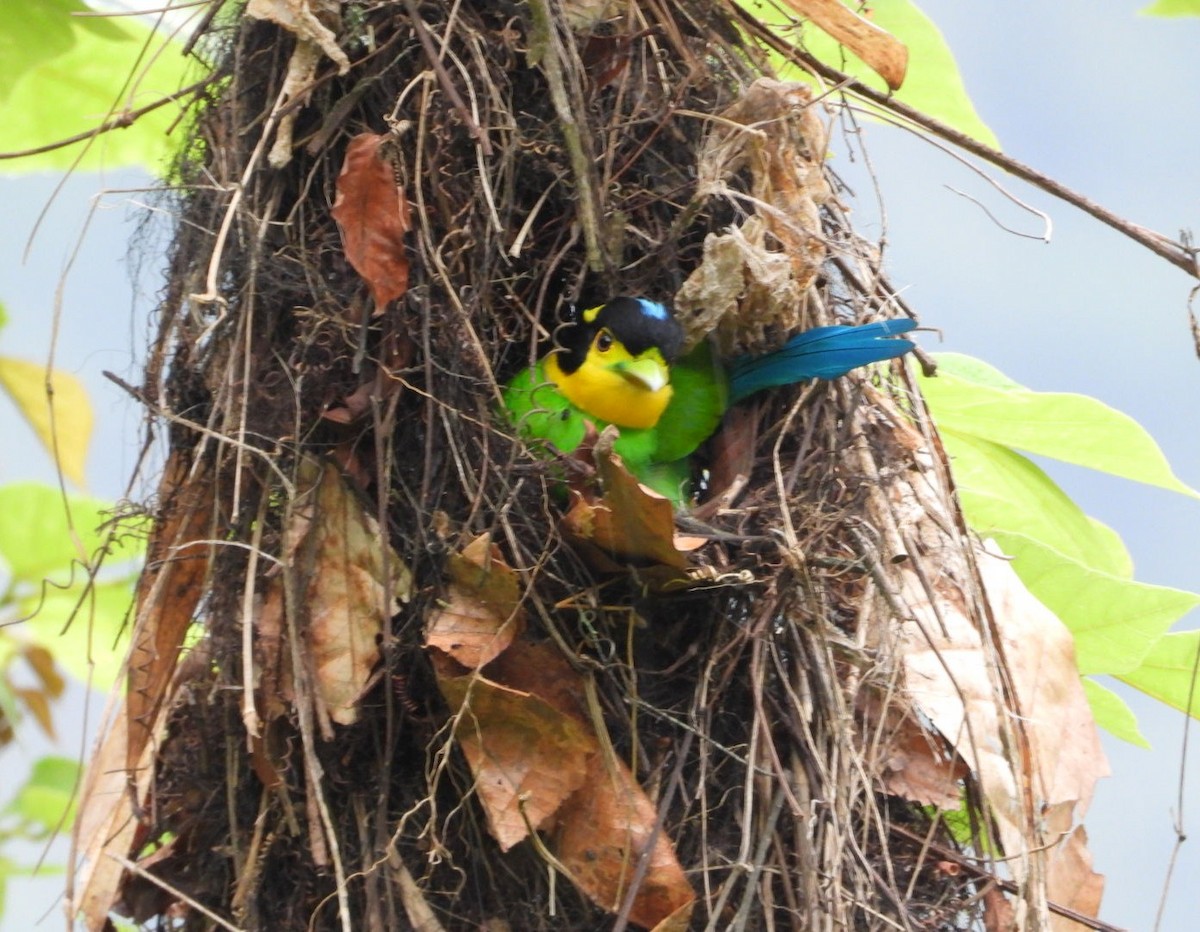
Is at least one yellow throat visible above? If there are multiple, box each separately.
[546,336,673,429]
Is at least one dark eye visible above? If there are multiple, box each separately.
[596,330,614,352]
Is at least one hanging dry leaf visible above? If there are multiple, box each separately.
[1045,825,1105,927]
[881,532,1107,923]
[126,451,216,770]
[433,654,594,851]
[286,458,412,727]
[648,900,697,932]
[434,639,695,926]
[425,534,525,670]
[781,0,908,90]
[975,542,1108,923]
[331,133,412,311]
[555,753,695,928]
[246,0,350,167]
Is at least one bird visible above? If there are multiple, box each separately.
[503,296,917,505]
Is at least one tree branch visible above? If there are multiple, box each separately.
[0,73,219,162]
[734,9,1200,279]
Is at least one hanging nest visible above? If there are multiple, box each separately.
[70,2,1108,930]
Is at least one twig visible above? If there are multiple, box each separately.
[888,824,1128,932]
[611,730,696,932]
[0,73,218,161]
[526,0,605,271]
[1153,636,1200,932]
[401,0,492,155]
[109,854,245,932]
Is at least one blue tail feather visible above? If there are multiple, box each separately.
[727,319,916,404]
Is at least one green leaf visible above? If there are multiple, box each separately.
[743,0,998,148]
[0,1,194,173]
[1141,0,1200,15]
[1119,631,1200,717]
[1081,678,1150,747]
[921,353,1199,499]
[0,0,120,102]
[988,532,1200,676]
[4,755,79,836]
[0,484,141,584]
[0,356,94,487]
[0,301,8,331]
[940,427,1132,577]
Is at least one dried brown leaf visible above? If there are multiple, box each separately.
[555,753,695,928]
[425,534,525,670]
[977,543,1109,920]
[331,133,412,311]
[860,692,968,810]
[24,644,65,698]
[434,655,593,851]
[883,534,1107,921]
[983,884,1018,932]
[289,459,411,726]
[491,645,693,924]
[648,899,697,932]
[561,430,690,571]
[1045,824,1105,929]
[14,687,55,739]
[678,81,832,355]
[126,451,216,771]
[72,698,161,931]
[781,0,908,90]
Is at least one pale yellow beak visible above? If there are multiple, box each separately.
[614,356,669,393]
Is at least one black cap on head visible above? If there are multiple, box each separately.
[555,297,684,373]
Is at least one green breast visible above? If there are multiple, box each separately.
[501,347,730,506]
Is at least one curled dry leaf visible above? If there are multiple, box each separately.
[425,534,525,670]
[284,458,412,727]
[245,0,349,71]
[781,0,908,90]
[976,542,1108,922]
[246,0,350,167]
[860,402,1107,925]
[331,133,413,312]
[74,453,217,932]
[882,523,1106,919]
[561,429,700,573]
[677,80,832,355]
[434,640,695,927]
[126,451,217,771]
[858,691,969,810]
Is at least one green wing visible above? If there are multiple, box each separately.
[651,340,728,463]
[502,358,710,507]
[502,362,588,454]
